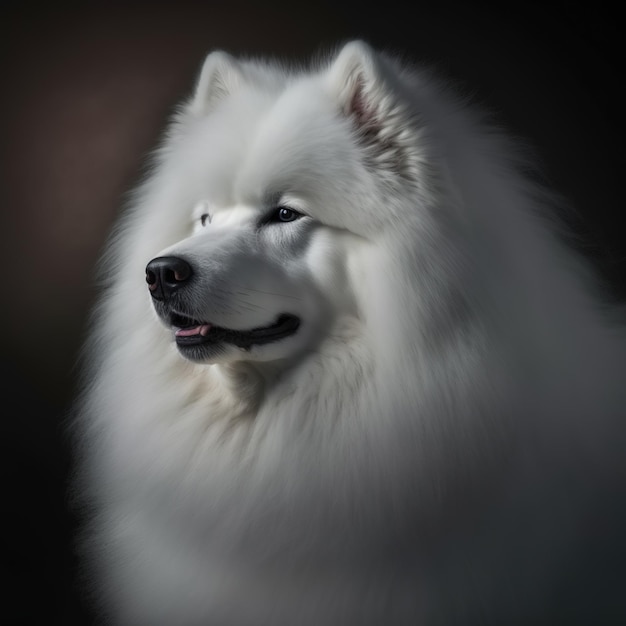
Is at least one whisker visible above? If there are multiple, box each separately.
[236,302,267,314]
[236,287,303,301]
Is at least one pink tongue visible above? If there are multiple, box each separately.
[175,323,211,337]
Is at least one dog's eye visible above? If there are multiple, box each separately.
[274,207,301,223]
[259,206,304,228]
[200,213,210,226]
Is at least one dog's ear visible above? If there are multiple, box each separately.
[190,50,242,115]
[327,40,385,127]
[327,40,419,181]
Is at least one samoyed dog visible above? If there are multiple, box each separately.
[73,41,626,624]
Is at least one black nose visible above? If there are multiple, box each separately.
[145,256,193,301]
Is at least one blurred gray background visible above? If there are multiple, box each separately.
[1,2,623,624]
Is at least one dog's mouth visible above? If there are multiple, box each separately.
[170,312,300,350]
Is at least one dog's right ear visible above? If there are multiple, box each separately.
[189,51,242,115]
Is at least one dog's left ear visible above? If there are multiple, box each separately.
[327,40,419,180]
[189,50,242,115]
[327,41,385,126]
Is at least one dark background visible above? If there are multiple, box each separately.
[1,2,624,624]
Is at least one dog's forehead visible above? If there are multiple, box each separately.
[179,77,357,209]
[174,89,275,203]
[233,82,363,206]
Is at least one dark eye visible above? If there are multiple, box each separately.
[200,213,210,226]
[274,207,300,223]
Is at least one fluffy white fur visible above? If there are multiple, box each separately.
[73,41,626,624]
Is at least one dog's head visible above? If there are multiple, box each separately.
[143,41,430,365]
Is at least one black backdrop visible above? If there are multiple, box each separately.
[1,2,624,624]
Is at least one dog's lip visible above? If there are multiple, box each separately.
[169,311,300,348]
[170,312,205,333]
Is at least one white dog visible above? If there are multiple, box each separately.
[73,40,626,624]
